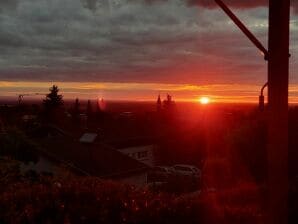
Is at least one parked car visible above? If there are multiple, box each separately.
[173,164,201,178]
[147,166,175,182]
[156,166,175,174]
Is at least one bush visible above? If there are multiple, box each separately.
[0,177,206,224]
[0,129,39,163]
[0,159,265,223]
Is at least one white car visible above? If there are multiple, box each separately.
[148,166,175,181]
[155,166,175,175]
[173,164,201,178]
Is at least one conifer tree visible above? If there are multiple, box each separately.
[43,85,63,110]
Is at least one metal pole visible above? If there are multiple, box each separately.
[213,0,290,222]
[267,0,290,223]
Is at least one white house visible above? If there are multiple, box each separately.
[117,144,155,167]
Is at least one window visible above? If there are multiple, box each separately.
[137,151,148,159]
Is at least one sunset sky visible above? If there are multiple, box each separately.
[0,0,298,102]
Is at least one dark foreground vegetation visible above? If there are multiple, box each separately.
[0,157,265,224]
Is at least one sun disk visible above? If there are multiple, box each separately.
[199,97,210,105]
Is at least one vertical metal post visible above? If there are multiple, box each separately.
[267,0,290,223]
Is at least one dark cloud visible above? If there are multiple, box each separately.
[81,0,122,11]
[0,0,19,11]
[186,0,268,8]
[0,0,297,85]
[81,0,100,11]
[196,0,298,14]
[142,0,298,12]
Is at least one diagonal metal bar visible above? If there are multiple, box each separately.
[214,0,269,60]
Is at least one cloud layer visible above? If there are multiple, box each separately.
[142,0,298,11]
[0,0,297,88]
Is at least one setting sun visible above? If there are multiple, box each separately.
[199,97,210,105]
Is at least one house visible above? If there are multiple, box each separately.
[117,144,155,167]
[28,125,150,186]
[107,137,156,167]
[22,114,37,123]
[79,133,98,144]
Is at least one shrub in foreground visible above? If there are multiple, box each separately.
[0,178,206,224]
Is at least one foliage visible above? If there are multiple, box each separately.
[227,120,267,183]
[0,177,205,224]
[0,158,22,191]
[0,129,39,163]
[74,98,80,114]
[70,98,81,123]
[42,85,64,123]
[87,100,92,116]
[43,85,63,110]
[0,158,269,224]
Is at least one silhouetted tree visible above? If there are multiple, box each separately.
[96,98,107,124]
[75,98,80,110]
[73,98,80,115]
[87,100,92,115]
[43,85,63,110]
[86,100,93,127]
[163,94,175,109]
[87,100,92,116]
[71,98,80,124]
[162,94,176,121]
[0,128,39,163]
[96,98,106,113]
[157,94,162,112]
[43,85,63,122]
[228,120,267,183]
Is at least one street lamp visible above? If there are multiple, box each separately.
[259,82,268,111]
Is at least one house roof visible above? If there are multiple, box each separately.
[29,126,149,178]
[79,133,98,144]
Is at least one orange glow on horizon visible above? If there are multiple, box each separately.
[2,80,298,104]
